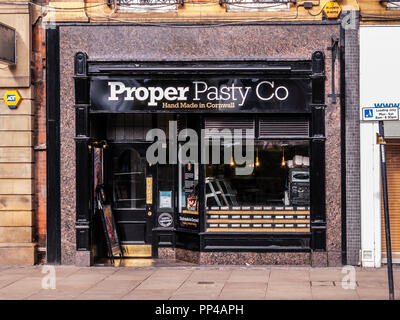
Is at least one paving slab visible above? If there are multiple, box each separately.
[0,267,39,276]
[356,287,390,300]
[148,269,193,281]
[21,267,81,279]
[0,277,43,299]
[227,269,270,283]
[219,282,267,300]
[172,280,225,300]
[170,293,217,300]
[188,270,233,282]
[26,290,81,300]
[269,269,310,283]
[311,286,359,300]
[311,281,336,287]
[0,277,25,289]
[266,286,312,300]
[122,289,175,300]
[60,274,110,284]
[76,293,125,300]
[309,268,344,282]
[356,280,387,288]
[82,279,141,296]
[52,278,104,293]
[72,267,117,275]
[106,269,154,281]
[136,279,186,291]
[267,281,311,291]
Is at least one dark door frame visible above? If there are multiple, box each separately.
[46,27,61,264]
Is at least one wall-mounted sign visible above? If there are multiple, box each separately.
[158,212,173,228]
[90,77,311,113]
[159,191,172,208]
[323,1,342,19]
[146,177,153,204]
[0,22,16,65]
[362,107,399,121]
[3,90,22,109]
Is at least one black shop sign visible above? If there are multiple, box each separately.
[90,77,311,113]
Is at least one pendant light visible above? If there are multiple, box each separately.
[255,148,260,167]
[230,155,235,167]
[281,146,286,168]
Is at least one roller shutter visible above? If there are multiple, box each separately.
[381,139,400,263]
[204,118,255,138]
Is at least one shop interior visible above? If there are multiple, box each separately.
[205,140,310,208]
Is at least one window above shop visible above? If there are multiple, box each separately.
[116,0,179,13]
[225,0,291,13]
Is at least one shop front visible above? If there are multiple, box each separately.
[46,23,344,266]
[76,57,326,264]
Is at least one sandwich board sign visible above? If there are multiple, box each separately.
[362,107,399,121]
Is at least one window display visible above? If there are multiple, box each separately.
[178,160,200,229]
[205,140,310,232]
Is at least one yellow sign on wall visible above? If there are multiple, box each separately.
[3,90,22,109]
[146,177,153,204]
[323,1,342,19]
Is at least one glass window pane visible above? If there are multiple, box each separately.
[205,140,310,207]
[113,149,146,209]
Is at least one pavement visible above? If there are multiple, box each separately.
[0,261,399,300]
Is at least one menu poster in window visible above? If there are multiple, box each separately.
[100,204,122,258]
[179,209,199,229]
[159,191,172,208]
[179,163,199,229]
[93,148,103,208]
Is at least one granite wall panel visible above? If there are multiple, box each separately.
[344,13,361,266]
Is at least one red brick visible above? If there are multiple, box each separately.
[33,21,47,256]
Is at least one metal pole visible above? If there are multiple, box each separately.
[378,120,395,300]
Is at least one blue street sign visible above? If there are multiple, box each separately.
[364,109,374,118]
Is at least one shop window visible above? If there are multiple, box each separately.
[225,0,290,13]
[205,140,310,233]
[113,149,146,209]
[116,0,178,13]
